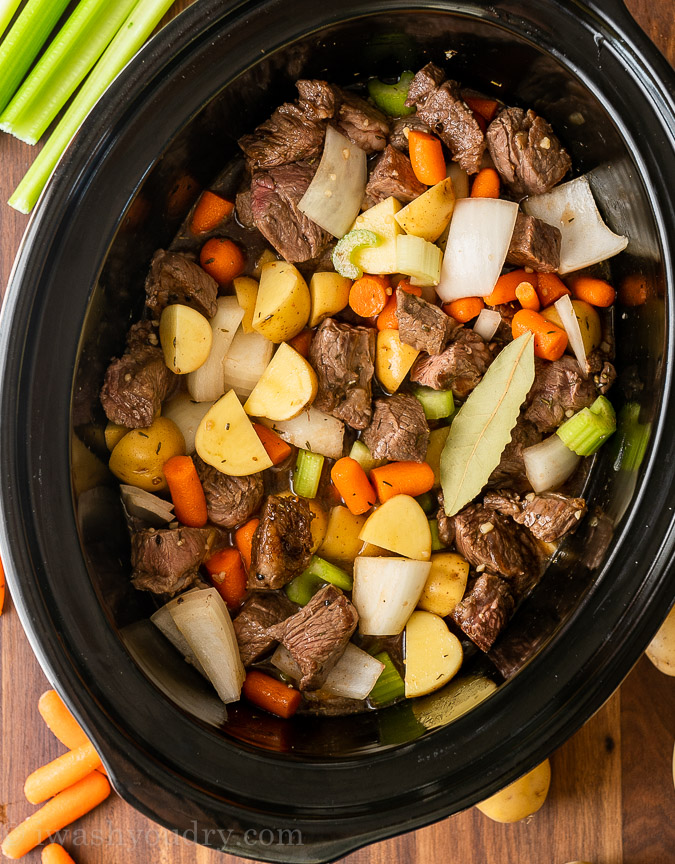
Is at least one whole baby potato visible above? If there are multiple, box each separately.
[109,416,185,492]
[475,759,551,823]
[646,604,675,676]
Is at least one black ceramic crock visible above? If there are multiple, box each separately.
[1,1,674,861]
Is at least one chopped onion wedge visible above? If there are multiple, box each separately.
[473,308,502,341]
[222,327,274,399]
[187,297,244,402]
[151,590,206,676]
[436,198,519,303]
[353,557,431,635]
[162,392,214,454]
[259,407,344,460]
[523,175,628,274]
[272,643,385,701]
[522,433,581,494]
[169,587,245,704]
[120,485,174,526]
[446,163,470,200]
[554,293,588,375]
[298,126,367,238]
[397,234,443,285]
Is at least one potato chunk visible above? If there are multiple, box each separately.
[195,390,272,476]
[417,552,470,617]
[109,417,185,492]
[252,261,310,343]
[404,610,463,697]
[359,494,431,561]
[376,329,419,393]
[233,276,258,333]
[244,342,318,421]
[351,197,403,275]
[159,304,213,374]
[309,272,352,328]
[395,177,456,242]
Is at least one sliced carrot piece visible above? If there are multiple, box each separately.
[191,191,234,234]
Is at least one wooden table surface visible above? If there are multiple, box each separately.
[1,1,674,862]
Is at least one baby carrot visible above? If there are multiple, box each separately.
[370,461,435,503]
[37,691,90,753]
[349,274,390,318]
[235,518,260,572]
[205,548,247,609]
[331,457,377,515]
[512,309,568,361]
[0,554,5,616]
[463,95,499,122]
[408,129,446,185]
[42,844,77,864]
[190,191,234,234]
[569,275,616,307]
[162,455,208,528]
[253,423,292,466]
[376,281,423,330]
[470,167,500,199]
[287,328,314,358]
[536,272,570,307]
[1,772,111,859]
[25,742,102,805]
[515,281,541,311]
[242,670,302,719]
[199,237,245,285]
[485,269,537,306]
[444,296,484,322]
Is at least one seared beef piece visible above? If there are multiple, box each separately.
[451,573,516,652]
[266,584,359,690]
[487,107,571,197]
[492,302,517,346]
[361,394,429,463]
[397,290,458,355]
[100,321,176,429]
[131,526,218,594]
[193,455,263,529]
[336,90,389,153]
[453,503,541,595]
[484,489,586,543]
[389,115,432,153]
[144,250,219,319]
[365,145,427,205]
[296,79,340,120]
[238,102,325,169]
[410,328,493,398]
[436,490,455,547]
[309,318,376,429]
[233,591,297,666]
[250,495,313,589]
[405,63,485,174]
[506,212,562,273]
[235,188,255,230]
[250,163,331,263]
[525,356,597,433]
[488,416,542,490]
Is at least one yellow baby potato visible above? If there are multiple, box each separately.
[309,272,352,328]
[646,604,675,676]
[233,276,259,333]
[244,343,318,421]
[104,421,129,451]
[425,425,451,485]
[351,196,403,274]
[359,495,431,561]
[159,304,213,374]
[318,506,368,565]
[404,610,463,697]
[417,552,470,617]
[395,177,456,242]
[109,417,185,492]
[252,261,310,343]
[476,759,552,823]
[195,390,273,476]
[376,329,420,393]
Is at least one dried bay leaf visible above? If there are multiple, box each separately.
[440,333,535,517]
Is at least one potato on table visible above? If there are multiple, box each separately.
[646,604,675,676]
[475,759,551,822]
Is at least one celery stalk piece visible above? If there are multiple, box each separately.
[293,449,325,498]
[0,0,138,145]
[411,384,454,420]
[332,229,381,279]
[285,571,323,606]
[348,440,385,473]
[8,0,176,214]
[0,1,21,42]
[428,519,446,551]
[0,0,71,115]
[303,555,353,591]
[367,72,415,117]
[396,234,443,286]
[369,652,405,706]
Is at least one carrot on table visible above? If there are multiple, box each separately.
[408,129,446,186]
[235,518,260,572]
[1,771,111,860]
[515,281,541,311]
[162,455,208,528]
[470,167,500,199]
[199,237,245,286]
[349,274,390,318]
[25,743,102,805]
[569,275,616,307]
[37,691,91,754]
[191,191,234,234]
[443,296,484,322]
[205,547,247,609]
[0,554,5,616]
[370,461,435,503]
[618,273,651,307]
[242,670,302,719]
[464,95,499,122]
[376,281,423,330]
[287,328,314,358]
[512,309,568,361]
[253,423,292,466]
[485,269,537,306]
[535,272,570,307]
[330,457,377,516]
[42,843,77,864]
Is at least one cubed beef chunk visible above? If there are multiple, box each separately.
[336,90,389,153]
[410,328,493,398]
[233,591,297,666]
[525,356,597,433]
[235,187,255,230]
[487,107,571,197]
[389,116,432,153]
[144,250,219,319]
[506,212,562,273]
[238,102,325,169]
[405,63,485,174]
[361,394,429,463]
[436,490,455,547]
[483,489,586,543]
[309,318,376,429]
[397,289,458,355]
[488,416,542,491]
[131,526,219,595]
[365,145,427,205]
[296,79,340,120]
[250,163,332,264]
[100,321,176,429]
[193,455,263,529]
[266,584,359,690]
[250,495,313,589]
[451,573,516,652]
[452,503,541,597]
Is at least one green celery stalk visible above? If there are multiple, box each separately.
[293,449,324,499]
[285,571,323,606]
[369,651,405,706]
[411,384,455,420]
[303,555,353,591]
[415,491,436,515]
[348,440,384,473]
[0,0,71,115]
[367,72,415,117]
[1,0,138,145]
[0,1,21,42]
[428,519,446,551]
[9,0,176,214]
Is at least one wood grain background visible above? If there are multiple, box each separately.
[1,1,674,862]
